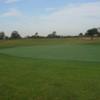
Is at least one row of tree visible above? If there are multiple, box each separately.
[79,28,100,40]
[0,31,64,40]
[0,31,21,40]
[0,27,100,40]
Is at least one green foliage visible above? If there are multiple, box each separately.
[47,31,58,38]
[85,28,100,37]
[0,32,5,40]
[11,31,21,39]
[79,33,83,37]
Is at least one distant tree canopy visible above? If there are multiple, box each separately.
[34,32,39,37]
[34,32,39,38]
[85,28,100,40]
[79,33,83,37]
[85,28,100,37]
[0,27,100,40]
[0,32,5,40]
[11,31,21,39]
[47,31,57,38]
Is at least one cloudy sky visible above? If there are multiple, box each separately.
[0,0,100,36]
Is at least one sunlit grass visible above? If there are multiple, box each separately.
[0,38,100,100]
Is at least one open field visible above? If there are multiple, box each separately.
[0,38,100,100]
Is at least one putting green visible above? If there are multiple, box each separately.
[0,44,100,62]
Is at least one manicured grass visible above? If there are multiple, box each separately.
[0,38,100,100]
[0,44,100,62]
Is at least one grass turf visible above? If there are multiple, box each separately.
[0,44,100,62]
[0,38,100,100]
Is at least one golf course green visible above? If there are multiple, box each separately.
[0,38,100,100]
[0,44,100,62]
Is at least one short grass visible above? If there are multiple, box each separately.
[0,44,100,62]
[0,38,100,100]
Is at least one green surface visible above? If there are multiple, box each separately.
[0,44,100,62]
[0,38,100,100]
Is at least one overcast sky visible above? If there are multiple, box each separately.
[0,0,100,36]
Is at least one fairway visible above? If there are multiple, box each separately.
[0,39,100,100]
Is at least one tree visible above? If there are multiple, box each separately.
[0,32,5,40]
[31,32,39,39]
[47,31,57,38]
[34,32,38,37]
[11,31,21,39]
[79,33,83,39]
[85,28,99,40]
[97,28,100,37]
[79,33,83,37]
[34,32,39,38]
[52,31,57,36]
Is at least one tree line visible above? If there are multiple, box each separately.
[0,31,21,40]
[79,28,100,40]
[0,27,100,40]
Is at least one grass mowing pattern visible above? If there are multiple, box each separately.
[0,39,100,100]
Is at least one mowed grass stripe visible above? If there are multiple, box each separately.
[0,44,100,62]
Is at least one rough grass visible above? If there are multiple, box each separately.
[0,38,100,48]
[0,38,100,100]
